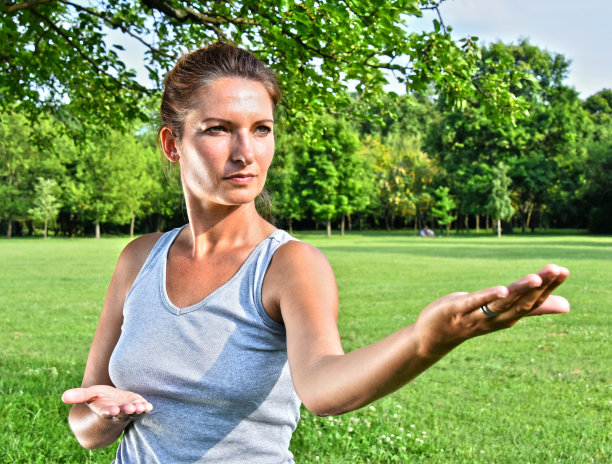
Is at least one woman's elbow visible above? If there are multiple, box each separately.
[300,393,356,418]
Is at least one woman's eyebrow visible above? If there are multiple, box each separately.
[198,118,275,125]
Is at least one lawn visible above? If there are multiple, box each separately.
[0,232,610,463]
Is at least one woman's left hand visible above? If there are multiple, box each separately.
[414,264,570,357]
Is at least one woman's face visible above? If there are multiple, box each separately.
[169,77,275,208]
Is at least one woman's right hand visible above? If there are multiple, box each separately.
[62,385,153,422]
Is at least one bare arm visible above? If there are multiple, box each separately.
[263,242,569,417]
[62,233,160,449]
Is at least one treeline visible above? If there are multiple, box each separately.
[1,40,611,238]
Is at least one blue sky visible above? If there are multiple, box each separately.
[404,0,611,98]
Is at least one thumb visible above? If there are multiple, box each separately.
[61,387,98,404]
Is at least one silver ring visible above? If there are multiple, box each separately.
[480,303,497,318]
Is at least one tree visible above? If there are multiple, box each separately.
[0,108,69,237]
[580,140,612,233]
[2,0,523,132]
[0,109,33,237]
[267,131,307,234]
[579,93,612,232]
[487,162,515,238]
[427,39,588,232]
[28,177,61,238]
[67,128,156,238]
[335,128,375,236]
[432,186,456,236]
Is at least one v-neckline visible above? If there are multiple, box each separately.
[160,227,279,315]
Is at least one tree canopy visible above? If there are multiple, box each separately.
[2,0,524,131]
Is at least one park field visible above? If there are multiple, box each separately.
[0,232,610,463]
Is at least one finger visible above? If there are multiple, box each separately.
[494,267,566,323]
[528,295,570,316]
[133,401,153,414]
[110,403,153,422]
[124,400,153,413]
[459,285,509,317]
[61,387,98,404]
[506,266,564,314]
[531,266,569,309]
[484,274,541,313]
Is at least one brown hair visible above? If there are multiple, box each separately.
[159,42,281,141]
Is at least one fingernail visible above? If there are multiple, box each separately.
[496,287,509,298]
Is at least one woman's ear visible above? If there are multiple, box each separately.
[160,127,180,162]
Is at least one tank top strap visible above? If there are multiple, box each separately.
[251,229,298,331]
[125,226,185,303]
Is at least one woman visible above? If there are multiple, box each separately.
[62,43,570,463]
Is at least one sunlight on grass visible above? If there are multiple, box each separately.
[1,233,610,463]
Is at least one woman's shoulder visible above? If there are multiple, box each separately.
[263,237,337,323]
[269,238,334,283]
[115,232,164,281]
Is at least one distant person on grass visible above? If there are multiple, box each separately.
[62,43,570,463]
[420,226,435,237]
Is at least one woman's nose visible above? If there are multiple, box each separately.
[231,130,255,166]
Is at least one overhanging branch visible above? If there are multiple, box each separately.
[2,0,54,14]
[59,0,176,60]
[140,0,254,26]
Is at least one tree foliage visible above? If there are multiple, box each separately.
[28,177,60,238]
[2,30,611,236]
[487,162,514,238]
[431,186,456,236]
[427,39,591,232]
[2,0,525,133]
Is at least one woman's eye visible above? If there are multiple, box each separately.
[204,126,226,134]
[255,126,272,135]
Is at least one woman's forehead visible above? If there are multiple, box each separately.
[190,78,274,118]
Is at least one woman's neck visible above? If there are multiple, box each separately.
[181,199,273,259]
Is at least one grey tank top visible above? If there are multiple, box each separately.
[109,227,301,463]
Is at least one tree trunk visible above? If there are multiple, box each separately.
[43,218,48,239]
[130,215,135,238]
[497,218,502,238]
[288,217,293,235]
[476,214,480,233]
[95,221,101,239]
[347,213,352,231]
[414,217,418,236]
[340,215,345,236]
[6,218,12,238]
[384,210,391,231]
[156,215,164,233]
[326,218,331,238]
[464,214,469,234]
[526,203,534,232]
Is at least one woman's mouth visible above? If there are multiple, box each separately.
[224,172,256,184]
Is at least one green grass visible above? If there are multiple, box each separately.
[1,233,610,463]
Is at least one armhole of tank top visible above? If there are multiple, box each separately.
[124,228,181,303]
[253,233,299,333]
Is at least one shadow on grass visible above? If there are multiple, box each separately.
[316,243,611,261]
